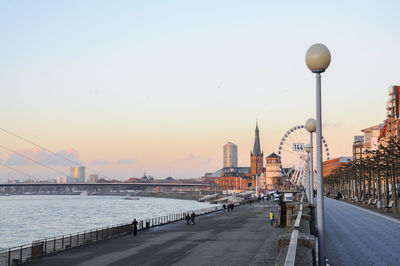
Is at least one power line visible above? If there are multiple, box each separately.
[0,127,111,179]
[0,162,39,180]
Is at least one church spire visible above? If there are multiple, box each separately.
[252,122,262,156]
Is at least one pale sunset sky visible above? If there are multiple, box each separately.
[0,1,399,180]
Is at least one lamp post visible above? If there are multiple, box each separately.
[304,153,311,201]
[305,43,331,266]
[304,144,312,202]
[305,118,316,204]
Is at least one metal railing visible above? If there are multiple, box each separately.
[284,193,304,266]
[0,205,221,266]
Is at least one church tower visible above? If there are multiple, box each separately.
[250,122,264,178]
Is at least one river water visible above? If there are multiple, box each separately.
[0,195,211,251]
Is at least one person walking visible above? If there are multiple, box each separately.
[190,211,196,225]
[223,204,226,212]
[185,212,190,225]
[132,219,138,236]
[269,211,274,225]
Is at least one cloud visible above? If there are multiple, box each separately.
[89,159,110,166]
[5,147,82,166]
[201,158,216,165]
[118,158,135,165]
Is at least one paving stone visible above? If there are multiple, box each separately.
[324,198,400,266]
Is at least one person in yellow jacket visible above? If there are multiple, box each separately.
[269,211,274,225]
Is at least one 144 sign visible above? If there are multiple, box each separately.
[293,143,304,152]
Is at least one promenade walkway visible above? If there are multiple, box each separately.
[325,197,400,266]
[27,201,284,266]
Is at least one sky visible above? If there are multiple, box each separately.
[0,0,399,181]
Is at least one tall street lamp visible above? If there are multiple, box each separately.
[305,43,331,266]
[304,152,311,201]
[305,118,316,204]
[304,144,312,202]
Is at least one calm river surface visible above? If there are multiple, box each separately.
[0,195,211,250]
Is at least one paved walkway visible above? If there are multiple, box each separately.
[27,201,284,266]
[325,197,400,266]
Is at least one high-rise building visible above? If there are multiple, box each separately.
[250,122,263,177]
[385,85,400,139]
[223,142,238,168]
[88,174,98,183]
[70,166,85,183]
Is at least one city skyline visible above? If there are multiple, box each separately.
[1,1,400,180]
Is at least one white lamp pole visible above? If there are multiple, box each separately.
[305,118,316,204]
[256,174,258,197]
[304,153,311,201]
[304,144,312,202]
[305,43,331,266]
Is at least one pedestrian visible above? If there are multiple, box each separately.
[230,203,234,211]
[257,198,260,206]
[269,211,274,225]
[185,212,190,225]
[132,219,138,236]
[223,204,226,212]
[249,199,252,206]
[190,211,196,225]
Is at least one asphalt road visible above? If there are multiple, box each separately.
[27,201,284,266]
[325,197,400,266]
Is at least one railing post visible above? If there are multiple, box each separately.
[96,229,98,241]
[44,239,47,254]
[84,231,86,244]
[54,237,56,252]
[70,234,72,248]
[8,248,10,266]
[62,235,64,250]
[77,233,79,246]
[20,246,22,264]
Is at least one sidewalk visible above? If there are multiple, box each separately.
[26,201,285,266]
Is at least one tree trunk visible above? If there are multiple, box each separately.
[377,169,382,208]
[372,170,376,200]
[367,171,371,200]
[391,165,398,214]
[385,170,390,206]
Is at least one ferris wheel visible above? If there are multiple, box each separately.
[278,125,330,181]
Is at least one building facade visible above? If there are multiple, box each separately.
[323,157,353,178]
[70,166,85,183]
[223,142,238,168]
[264,153,284,189]
[385,85,400,139]
[353,135,364,161]
[88,174,98,183]
[250,123,263,178]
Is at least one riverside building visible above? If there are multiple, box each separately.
[70,166,85,183]
[223,142,238,168]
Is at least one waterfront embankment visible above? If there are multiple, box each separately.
[26,200,283,266]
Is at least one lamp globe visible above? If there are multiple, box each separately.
[304,144,311,153]
[304,155,310,162]
[305,43,331,73]
[305,118,316,133]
